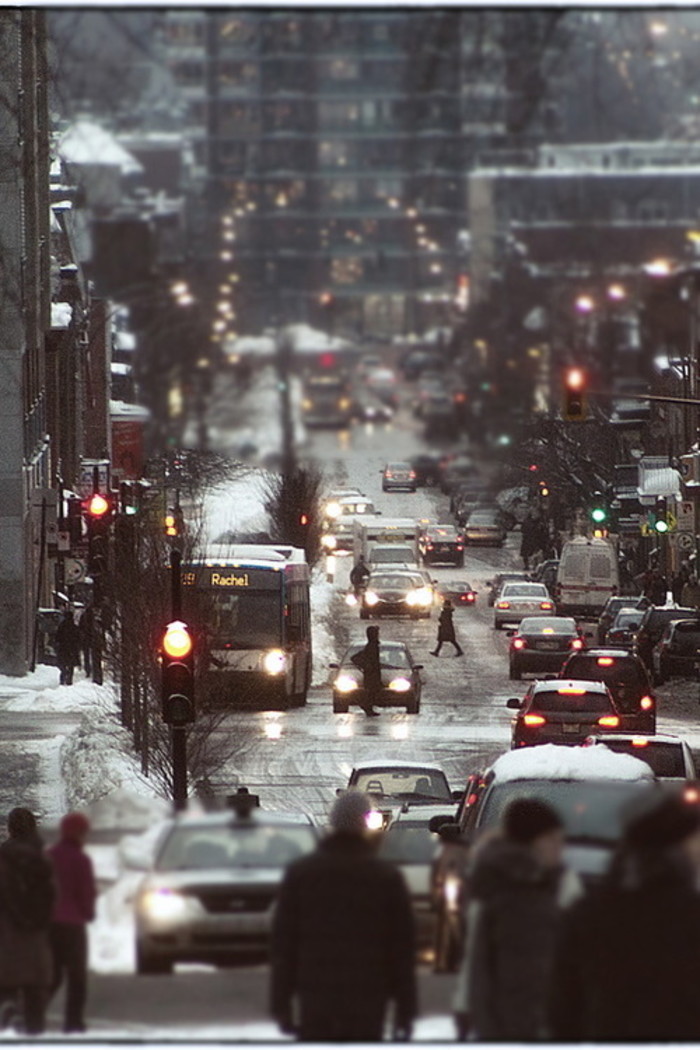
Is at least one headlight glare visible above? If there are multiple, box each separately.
[335,674,359,694]
[365,591,379,606]
[263,649,287,675]
[388,676,411,692]
[140,889,189,923]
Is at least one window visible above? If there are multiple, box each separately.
[173,61,204,87]
[331,257,364,284]
[323,58,360,80]
[218,17,257,45]
[166,20,204,47]
[638,199,669,221]
[219,61,257,88]
[318,102,360,128]
[324,179,358,204]
[319,141,353,168]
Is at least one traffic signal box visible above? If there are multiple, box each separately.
[563,367,587,421]
[84,493,113,581]
[590,493,609,536]
[652,496,669,534]
[161,620,195,725]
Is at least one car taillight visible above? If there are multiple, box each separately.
[540,601,553,610]
[570,638,584,650]
[640,696,654,711]
[466,593,475,603]
[523,713,546,726]
[466,792,479,807]
[598,715,620,727]
[386,472,393,478]
[457,544,464,550]
[597,657,615,666]
[497,601,510,609]
[512,639,526,650]
[684,786,700,805]
[631,736,650,747]
[409,470,416,478]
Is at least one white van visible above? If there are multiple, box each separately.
[555,536,619,617]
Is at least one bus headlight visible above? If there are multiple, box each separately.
[263,649,287,675]
[335,674,359,694]
[388,676,412,693]
[364,591,379,606]
[321,533,337,550]
[325,501,342,519]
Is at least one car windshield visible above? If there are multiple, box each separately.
[468,512,497,524]
[503,584,548,598]
[156,823,317,871]
[352,768,451,801]
[387,463,410,471]
[599,741,687,779]
[520,617,577,634]
[345,644,411,670]
[531,688,611,713]
[371,548,416,563]
[669,623,700,647]
[478,780,656,844]
[427,528,458,539]
[613,611,642,629]
[370,574,419,590]
[379,824,441,864]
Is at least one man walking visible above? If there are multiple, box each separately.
[54,606,81,686]
[270,790,417,1041]
[350,624,383,716]
[431,599,463,657]
[47,812,97,1034]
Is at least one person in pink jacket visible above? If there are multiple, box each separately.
[47,813,96,1034]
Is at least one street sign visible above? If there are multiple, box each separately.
[676,532,695,552]
[677,500,695,531]
[64,558,87,584]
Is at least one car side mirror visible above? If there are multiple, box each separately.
[506,629,516,637]
[506,697,521,709]
[413,664,424,671]
[428,814,455,833]
[436,821,469,845]
[451,789,463,802]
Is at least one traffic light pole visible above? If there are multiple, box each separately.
[169,548,187,812]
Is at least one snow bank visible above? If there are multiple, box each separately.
[201,470,270,547]
[59,120,143,174]
[491,743,655,784]
[310,572,338,686]
[51,301,73,328]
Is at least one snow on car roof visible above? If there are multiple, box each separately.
[490,744,654,783]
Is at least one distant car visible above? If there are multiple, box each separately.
[346,761,458,807]
[330,640,423,714]
[493,581,554,629]
[507,678,622,748]
[605,608,646,650]
[355,394,393,423]
[634,606,700,671]
[439,454,477,494]
[583,733,697,783]
[652,619,700,683]
[134,792,318,974]
[381,461,417,492]
[560,648,656,733]
[452,486,492,525]
[419,524,465,567]
[463,508,507,547]
[597,595,648,645]
[366,367,398,407]
[361,569,434,620]
[486,571,530,607]
[435,580,477,607]
[401,350,445,381]
[409,453,442,487]
[323,493,375,522]
[508,616,584,680]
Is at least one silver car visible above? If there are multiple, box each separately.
[134,794,318,973]
[493,581,554,629]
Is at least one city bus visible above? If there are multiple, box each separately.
[182,544,311,709]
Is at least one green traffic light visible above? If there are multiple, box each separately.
[654,518,669,534]
[591,507,607,524]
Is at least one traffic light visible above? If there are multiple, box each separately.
[652,496,669,534]
[590,493,608,526]
[164,506,185,539]
[84,492,113,581]
[563,367,587,421]
[161,620,195,725]
[538,480,550,507]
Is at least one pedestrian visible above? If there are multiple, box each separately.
[453,798,578,1041]
[349,555,370,597]
[550,793,700,1042]
[431,599,463,656]
[644,566,668,606]
[54,605,81,686]
[47,812,97,1034]
[681,572,700,609]
[0,807,55,1036]
[76,603,93,677]
[270,790,417,1041]
[350,624,382,716]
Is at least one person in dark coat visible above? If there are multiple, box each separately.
[350,624,382,716]
[47,812,97,1034]
[550,794,700,1043]
[55,607,81,686]
[453,799,578,1042]
[431,599,463,656]
[270,790,417,1041]
[0,808,55,1035]
[349,556,370,596]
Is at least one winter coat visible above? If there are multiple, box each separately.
[0,836,55,987]
[437,606,456,643]
[270,831,417,1029]
[55,614,81,665]
[47,839,97,925]
[350,639,382,692]
[452,837,570,1041]
[550,846,700,1042]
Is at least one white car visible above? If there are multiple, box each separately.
[583,733,697,783]
[493,581,554,629]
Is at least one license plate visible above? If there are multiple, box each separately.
[562,723,580,734]
[537,642,560,650]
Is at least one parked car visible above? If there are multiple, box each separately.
[560,648,656,733]
[652,619,700,683]
[134,791,318,974]
[583,733,697,783]
[381,461,417,492]
[494,581,554,629]
[597,595,647,645]
[605,608,646,650]
[508,616,584,679]
[634,606,700,672]
[419,524,465,567]
[360,569,434,620]
[463,508,507,547]
[507,679,622,748]
[486,571,530,607]
[330,640,424,714]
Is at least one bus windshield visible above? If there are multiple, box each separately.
[209,592,281,648]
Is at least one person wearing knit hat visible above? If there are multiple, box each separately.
[550,792,700,1041]
[453,797,573,1041]
[271,790,417,1041]
[47,812,96,1034]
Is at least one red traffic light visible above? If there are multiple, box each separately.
[162,620,193,660]
[86,494,110,517]
[299,513,309,526]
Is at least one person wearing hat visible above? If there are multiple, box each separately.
[453,798,577,1041]
[270,790,417,1041]
[431,598,463,657]
[46,812,96,1034]
[550,793,700,1042]
[0,808,55,1035]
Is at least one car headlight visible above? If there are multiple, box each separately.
[335,674,359,694]
[388,676,411,692]
[407,588,432,607]
[365,591,379,606]
[321,533,337,550]
[263,649,287,675]
[303,398,313,411]
[325,501,341,519]
[345,592,358,606]
[339,397,351,410]
[138,889,190,923]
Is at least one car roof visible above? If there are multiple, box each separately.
[489,743,655,784]
[346,639,409,650]
[351,760,447,773]
[502,581,548,590]
[169,808,316,828]
[531,678,610,694]
[590,733,686,746]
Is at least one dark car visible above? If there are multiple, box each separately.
[330,640,423,714]
[486,571,531,607]
[419,524,465,567]
[360,569,434,620]
[560,648,656,732]
[409,453,442,488]
[381,461,417,492]
[653,619,700,683]
[451,484,491,522]
[435,580,477,607]
[463,508,507,547]
[439,454,477,494]
[508,616,584,680]
[633,606,700,671]
[606,608,646,650]
[597,595,648,645]
[507,679,622,748]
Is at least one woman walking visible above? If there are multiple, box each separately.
[431,599,463,656]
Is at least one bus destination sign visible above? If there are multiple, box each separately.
[182,567,281,590]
